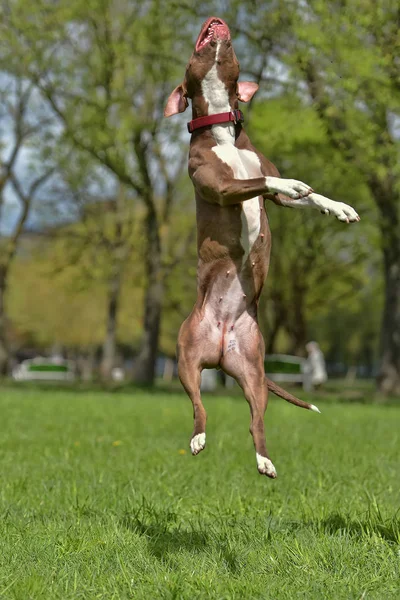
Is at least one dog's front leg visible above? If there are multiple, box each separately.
[280,192,360,223]
[191,166,313,207]
[266,177,360,223]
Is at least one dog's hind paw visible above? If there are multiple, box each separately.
[190,433,206,455]
[256,453,277,478]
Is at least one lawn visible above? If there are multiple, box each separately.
[0,386,399,599]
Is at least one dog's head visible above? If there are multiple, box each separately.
[164,17,258,118]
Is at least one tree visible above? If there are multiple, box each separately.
[8,221,144,360]
[284,1,400,393]
[0,77,54,373]
[47,184,142,380]
[207,0,400,393]
[1,0,195,383]
[7,192,197,372]
[250,96,379,359]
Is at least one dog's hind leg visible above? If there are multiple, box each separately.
[178,353,206,455]
[244,369,276,478]
[221,318,277,478]
[177,315,220,456]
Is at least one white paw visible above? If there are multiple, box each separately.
[312,194,360,223]
[256,453,277,478]
[265,176,313,199]
[190,433,206,455]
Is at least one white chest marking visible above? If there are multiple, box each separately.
[201,50,262,266]
[213,146,262,265]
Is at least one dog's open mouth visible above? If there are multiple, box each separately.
[195,17,230,52]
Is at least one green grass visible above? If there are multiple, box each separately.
[0,386,399,599]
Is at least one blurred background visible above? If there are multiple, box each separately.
[0,0,398,396]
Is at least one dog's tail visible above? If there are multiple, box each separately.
[266,377,321,413]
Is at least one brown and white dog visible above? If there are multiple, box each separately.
[164,17,359,478]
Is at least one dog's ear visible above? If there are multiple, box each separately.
[237,81,259,103]
[164,84,189,117]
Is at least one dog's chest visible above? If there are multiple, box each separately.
[212,145,262,265]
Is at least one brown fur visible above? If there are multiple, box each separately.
[166,17,317,477]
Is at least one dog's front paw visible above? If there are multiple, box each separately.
[265,176,313,199]
[313,194,360,223]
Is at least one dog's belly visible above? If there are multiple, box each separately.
[212,145,263,266]
[203,271,250,323]
[195,270,260,365]
[199,252,267,323]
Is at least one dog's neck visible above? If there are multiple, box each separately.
[199,42,236,145]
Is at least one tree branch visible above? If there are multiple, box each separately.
[37,81,146,198]
[3,167,55,269]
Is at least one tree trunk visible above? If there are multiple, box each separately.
[132,272,163,385]
[0,271,9,376]
[289,274,308,357]
[100,185,129,382]
[265,318,282,355]
[371,183,400,395]
[377,240,400,395]
[262,294,287,354]
[100,270,122,381]
[132,206,163,385]
[80,348,96,382]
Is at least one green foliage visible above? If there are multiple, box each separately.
[0,0,202,376]
[7,191,198,354]
[249,96,382,359]
[1,0,191,169]
[0,387,399,598]
[7,208,145,349]
[8,250,110,348]
[1,0,398,373]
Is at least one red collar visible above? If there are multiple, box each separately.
[187,109,244,133]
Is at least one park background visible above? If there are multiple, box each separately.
[0,0,399,393]
[0,1,399,599]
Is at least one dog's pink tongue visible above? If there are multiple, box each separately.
[212,22,229,40]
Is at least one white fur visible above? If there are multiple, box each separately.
[202,51,262,265]
[310,404,321,413]
[256,453,277,477]
[265,176,313,198]
[201,42,235,145]
[212,146,261,267]
[265,177,359,222]
[297,193,359,222]
[241,198,261,264]
[190,432,206,455]
[213,146,262,265]
[215,39,222,62]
